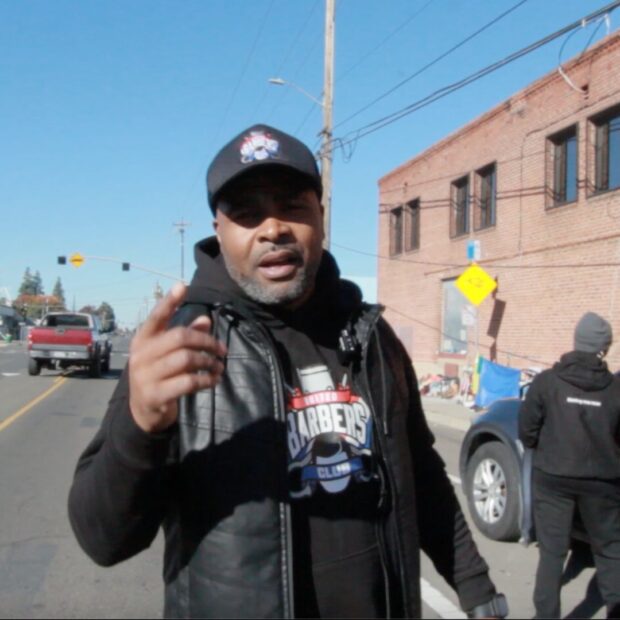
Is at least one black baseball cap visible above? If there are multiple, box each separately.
[206,124,322,213]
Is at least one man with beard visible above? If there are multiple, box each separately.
[520,312,620,619]
[68,124,506,619]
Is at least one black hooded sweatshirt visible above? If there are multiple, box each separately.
[519,350,620,479]
[69,237,497,618]
[186,238,385,617]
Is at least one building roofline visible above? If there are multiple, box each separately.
[378,31,620,186]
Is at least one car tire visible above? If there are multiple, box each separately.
[466,441,521,541]
[89,352,102,378]
[28,358,41,376]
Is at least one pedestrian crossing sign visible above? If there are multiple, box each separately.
[455,263,496,306]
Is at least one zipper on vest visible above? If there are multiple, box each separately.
[356,313,392,618]
[360,317,411,618]
[246,318,296,619]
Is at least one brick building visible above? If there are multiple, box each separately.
[378,32,620,381]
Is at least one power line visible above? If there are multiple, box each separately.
[332,241,620,270]
[212,0,276,146]
[333,0,530,132]
[334,0,437,86]
[384,303,553,367]
[326,1,620,156]
[253,0,320,122]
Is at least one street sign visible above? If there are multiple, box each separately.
[467,240,481,261]
[455,263,496,306]
[69,253,85,268]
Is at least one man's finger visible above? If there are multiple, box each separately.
[138,282,187,339]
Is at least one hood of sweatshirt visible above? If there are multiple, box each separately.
[554,350,613,392]
[185,236,364,339]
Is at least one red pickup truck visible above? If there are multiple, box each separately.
[28,312,112,378]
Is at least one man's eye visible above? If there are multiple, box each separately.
[232,206,258,220]
[286,201,309,211]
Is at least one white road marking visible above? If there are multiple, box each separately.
[1,372,20,377]
[448,474,461,485]
[421,578,466,619]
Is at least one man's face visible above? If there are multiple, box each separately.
[213,168,324,308]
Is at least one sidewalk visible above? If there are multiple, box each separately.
[421,396,479,432]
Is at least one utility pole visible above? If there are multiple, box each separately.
[173,220,191,282]
[321,0,335,250]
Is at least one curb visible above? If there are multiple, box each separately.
[421,397,477,433]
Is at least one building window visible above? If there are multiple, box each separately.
[450,175,470,237]
[593,107,620,193]
[389,207,403,256]
[405,199,420,251]
[441,278,468,354]
[548,127,578,206]
[475,163,497,229]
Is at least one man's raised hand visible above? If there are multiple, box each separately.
[128,282,227,433]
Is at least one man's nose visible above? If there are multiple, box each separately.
[258,216,293,242]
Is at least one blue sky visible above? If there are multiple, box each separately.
[1,0,617,327]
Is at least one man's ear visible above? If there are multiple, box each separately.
[213,216,220,243]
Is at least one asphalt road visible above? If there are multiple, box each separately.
[0,337,606,618]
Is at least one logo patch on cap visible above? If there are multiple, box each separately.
[240,130,279,164]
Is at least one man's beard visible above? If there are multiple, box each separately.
[223,250,319,307]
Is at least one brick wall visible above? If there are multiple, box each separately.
[378,33,620,378]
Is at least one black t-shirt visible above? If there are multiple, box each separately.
[270,318,386,619]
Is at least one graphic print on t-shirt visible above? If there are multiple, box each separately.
[287,364,374,499]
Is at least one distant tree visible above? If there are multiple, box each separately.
[14,294,61,321]
[97,301,116,332]
[18,268,36,296]
[79,305,98,314]
[32,271,44,295]
[52,278,66,309]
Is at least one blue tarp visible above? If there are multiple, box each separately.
[474,358,520,408]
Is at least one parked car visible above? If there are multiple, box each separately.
[459,388,588,545]
[459,395,530,542]
[28,312,112,378]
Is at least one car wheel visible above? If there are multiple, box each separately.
[28,358,41,376]
[89,352,102,378]
[466,441,520,541]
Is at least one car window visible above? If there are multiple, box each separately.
[44,315,90,328]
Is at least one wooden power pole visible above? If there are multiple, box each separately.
[321,0,335,250]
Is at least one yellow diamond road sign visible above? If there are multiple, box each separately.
[69,253,85,268]
[455,263,496,306]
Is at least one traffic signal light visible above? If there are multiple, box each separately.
[58,256,67,265]
[122,262,130,271]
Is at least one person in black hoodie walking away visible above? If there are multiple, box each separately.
[519,312,620,619]
[67,124,507,619]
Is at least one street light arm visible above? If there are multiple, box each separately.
[83,255,185,283]
[267,77,324,108]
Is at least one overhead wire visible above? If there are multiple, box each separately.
[331,241,620,271]
[334,0,437,86]
[212,0,276,147]
[252,0,321,122]
[384,303,553,367]
[325,0,620,157]
[332,0,530,132]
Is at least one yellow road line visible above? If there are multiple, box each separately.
[0,376,68,433]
